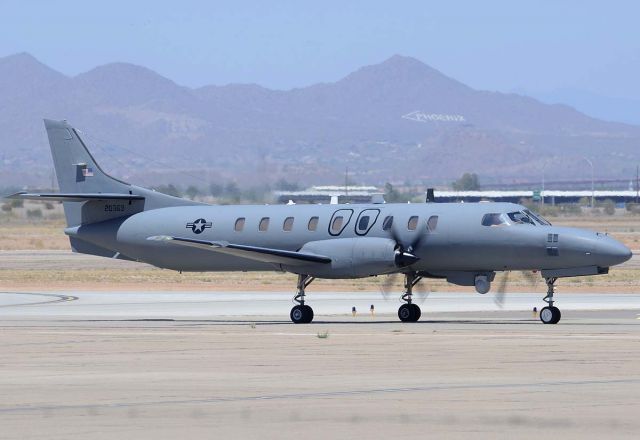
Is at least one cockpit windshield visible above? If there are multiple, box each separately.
[523,209,552,226]
[508,211,536,225]
[482,210,552,227]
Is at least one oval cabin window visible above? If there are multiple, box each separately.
[283,217,294,231]
[259,217,270,232]
[331,216,344,234]
[427,215,438,232]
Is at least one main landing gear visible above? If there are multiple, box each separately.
[540,277,561,324]
[398,272,422,322]
[290,274,315,324]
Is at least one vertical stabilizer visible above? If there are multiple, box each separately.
[45,119,130,194]
[43,119,201,227]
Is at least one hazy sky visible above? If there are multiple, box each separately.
[2,0,639,98]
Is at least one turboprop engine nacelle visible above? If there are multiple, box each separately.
[292,237,407,278]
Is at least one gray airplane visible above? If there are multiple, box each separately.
[9,120,633,324]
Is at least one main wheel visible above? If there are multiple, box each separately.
[549,306,561,324]
[290,305,314,324]
[302,305,314,323]
[540,306,561,324]
[398,304,412,322]
[410,304,421,321]
[398,304,420,322]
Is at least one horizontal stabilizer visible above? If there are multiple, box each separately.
[148,235,332,266]
[6,192,145,202]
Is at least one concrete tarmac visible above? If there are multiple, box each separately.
[1,290,639,439]
[1,290,640,319]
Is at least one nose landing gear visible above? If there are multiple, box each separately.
[398,272,422,322]
[540,277,561,324]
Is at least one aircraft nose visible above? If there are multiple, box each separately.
[594,235,632,267]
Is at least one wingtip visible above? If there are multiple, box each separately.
[3,191,27,199]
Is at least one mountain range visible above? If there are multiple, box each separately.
[1,52,639,189]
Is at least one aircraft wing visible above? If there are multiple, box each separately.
[6,192,144,202]
[148,236,332,266]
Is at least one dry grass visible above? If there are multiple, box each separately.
[0,222,68,250]
[0,266,636,293]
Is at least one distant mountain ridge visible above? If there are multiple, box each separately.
[1,52,638,188]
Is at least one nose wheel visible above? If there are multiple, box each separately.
[290,274,315,324]
[398,272,422,322]
[540,277,561,324]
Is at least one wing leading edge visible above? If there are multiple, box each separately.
[147,235,332,266]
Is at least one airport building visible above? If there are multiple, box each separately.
[432,190,640,205]
[276,187,640,206]
[275,186,385,204]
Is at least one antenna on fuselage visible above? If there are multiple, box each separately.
[426,188,435,203]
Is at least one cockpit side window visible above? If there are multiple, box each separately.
[508,211,535,225]
[482,213,508,227]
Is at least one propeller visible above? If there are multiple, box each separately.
[377,222,429,301]
[387,224,424,268]
[378,272,431,303]
[494,270,540,308]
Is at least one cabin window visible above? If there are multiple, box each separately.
[355,209,380,235]
[283,217,294,231]
[259,217,270,232]
[331,216,344,234]
[407,216,419,231]
[427,215,439,232]
[328,209,354,236]
[308,216,319,231]
[382,216,393,231]
[234,217,245,231]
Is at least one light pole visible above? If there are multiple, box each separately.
[582,157,594,208]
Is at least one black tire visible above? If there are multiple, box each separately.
[540,306,561,324]
[303,305,314,323]
[398,304,413,322]
[290,305,306,324]
[550,306,561,324]
[410,304,421,321]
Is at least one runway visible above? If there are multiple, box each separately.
[1,290,639,439]
[1,290,640,320]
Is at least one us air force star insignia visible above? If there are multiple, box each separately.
[186,218,212,234]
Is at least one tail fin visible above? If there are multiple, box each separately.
[42,119,200,227]
[45,119,130,194]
